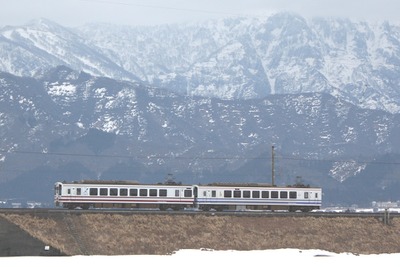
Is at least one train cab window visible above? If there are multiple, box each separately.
[159,189,167,197]
[76,188,81,195]
[110,188,118,196]
[120,189,128,196]
[280,191,288,199]
[233,190,241,198]
[212,190,216,197]
[289,191,297,199]
[243,190,251,198]
[100,188,108,196]
[252,191,260,198]
[130,188,138,196]
[90,188,98,196]
[261,191,269,198]
[304,192,309,199]
[184,189,192,198]
[140,189,148,197]
[271,191,279,198]
[56,184,62,195]
[224,190,232,198]
[149,189,157,197]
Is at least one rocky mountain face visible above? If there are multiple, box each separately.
[1,67,400,205]
[1,13,400,206]
[1,14,400,113]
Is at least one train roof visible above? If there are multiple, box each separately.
[205,182,274,187]
[56,180,320,189]
[58,180,187,186]
[204,182,317,188]
[62,180,141,185]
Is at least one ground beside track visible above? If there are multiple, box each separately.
[0,215,64,256]
[1,209,399,256]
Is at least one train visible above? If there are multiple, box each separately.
[54,180,322,212]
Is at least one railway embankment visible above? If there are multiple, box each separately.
[0,215,64,256]
[1,211,400,256]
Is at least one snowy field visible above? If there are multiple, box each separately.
[1,249,399,267]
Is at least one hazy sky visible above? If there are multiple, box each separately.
[0,0,399,27]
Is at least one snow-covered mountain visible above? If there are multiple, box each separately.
[1,67,400,205]
[1,13,400,113]
[0,18,139,81]
[1,13,400,206]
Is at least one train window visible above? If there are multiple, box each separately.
[130,188,138,196]
[203,191,207,197]
[76,188,81,195]
[140,189,148,197]
[280,191,288,199]
[243,190,250,198]
[261,191,269,198]
[67,189,71,195]
[120,189,128,196]
[56,184,62,195]
[271,191,279,198]
[149,189,157,197]
[224,190,232,198]
[233,190,241,198]
[304,192,309,199]
[175,190,180,197]
[184,189,192,198]
[159,189,167,197]
[90,188,98,196]
[100,188,108,196]
[212,190,216,197]
[315,193,318,199]
[289,191,297,199]
[110,188,118,196]
[252,191,260,198]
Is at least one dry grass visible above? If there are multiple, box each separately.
[2,213,400,255]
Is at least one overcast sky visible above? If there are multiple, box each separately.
[0,0,399,27]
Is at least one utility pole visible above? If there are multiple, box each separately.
[271,145,275,186]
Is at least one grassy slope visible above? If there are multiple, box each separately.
[1,213,400,255]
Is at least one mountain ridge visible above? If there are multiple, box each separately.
[1,13,400,113]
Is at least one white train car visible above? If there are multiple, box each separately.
[54,181,194,210]
[55,181,322,212]
[193,184,322,212]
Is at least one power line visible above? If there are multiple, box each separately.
[1,149,400,166]
[0,149,264,160]
[279,155,400,166]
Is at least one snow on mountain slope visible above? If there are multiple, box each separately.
[0,18,139,81]
[2,66,400,204]
[77,14,400,112]
[1,14,400,113]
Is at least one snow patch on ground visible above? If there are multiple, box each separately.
[1,249,399,267]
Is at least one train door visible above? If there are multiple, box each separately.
[54,183,62,197]
[82,187,89,196]
[175,189,180,200]
[204,189,211,201]
[54,183,62,207]
[193,185,199,209]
